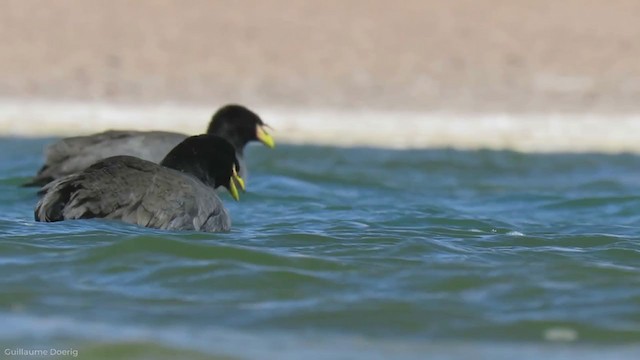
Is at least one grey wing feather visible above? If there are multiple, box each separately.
[37,157,160,221]
[134,169,231,231]
[29,130,187,186]
[35,156,231,232]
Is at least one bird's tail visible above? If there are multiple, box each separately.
[34,177,79,222]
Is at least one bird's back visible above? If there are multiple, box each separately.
[27,130,188,186]
[35,156,231,232]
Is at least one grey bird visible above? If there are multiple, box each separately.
[24,104,274,187]
[35,135,245,232]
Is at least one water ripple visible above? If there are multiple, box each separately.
[3,141,640,358]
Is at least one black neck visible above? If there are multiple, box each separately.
[159,135,236,189]
[207,126,249,155]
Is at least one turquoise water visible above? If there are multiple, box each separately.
[1,137,640,359]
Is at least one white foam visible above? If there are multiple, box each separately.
[544,327,579,342]
[506,231,525,236]
[2,98,640,153]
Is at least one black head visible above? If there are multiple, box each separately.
[160,135,245,199]
[206,104,275,154]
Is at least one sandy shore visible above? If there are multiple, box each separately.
[1,0,639,113]
[1,1,640,151]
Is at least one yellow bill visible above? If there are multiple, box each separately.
[256,124,275,148]
[228,166,245,201]
[232,166,245,191]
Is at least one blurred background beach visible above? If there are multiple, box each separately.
[1,0,639,151]
[3,2,640,359]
